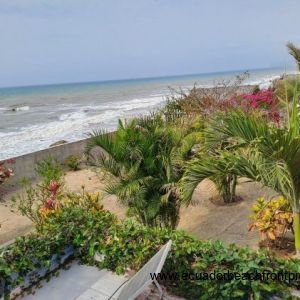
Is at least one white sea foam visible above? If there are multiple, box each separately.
[80,95,166,114]
[12,106,30,111]
[0,105,31,113]
[0,94,167,159]
[246,71,300,89]
[59,111,87,121]
[246,75,281,89]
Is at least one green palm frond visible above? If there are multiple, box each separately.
[87,129,114,153]
[180,149,295,207]
[288,83,300,136]
[287,42,300,70]
[96,152,123,177]
[207,110,271,147]
[105,178,144,202]
[160,182,177,204]
[123,161,141,180]
[87,113,195,228]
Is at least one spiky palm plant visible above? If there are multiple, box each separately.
[87,115,201,229]
[180,87,300,254]
[287,42,300,70]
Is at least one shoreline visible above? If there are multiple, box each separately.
[1,69,297,160]
[2,73,299,174]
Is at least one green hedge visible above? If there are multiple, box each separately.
[1,206,300,299]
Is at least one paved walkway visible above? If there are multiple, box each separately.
[16,261,185,300]
[178,179,278,248]
[18,262,128,300]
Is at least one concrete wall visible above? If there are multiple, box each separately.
[8,138,91,184]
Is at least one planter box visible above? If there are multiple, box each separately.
[0,245,74,299]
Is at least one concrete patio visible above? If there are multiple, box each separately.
[16,261,183,300]
[18,261,128,300]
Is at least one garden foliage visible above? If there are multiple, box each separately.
[1,204,300,299]
[64,155,81,171]
[249,197,293,241]
[87,115,202,229]
[34,156,64,186]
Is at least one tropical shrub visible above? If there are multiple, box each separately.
[213,173,238,203]
[1,206,300,299]
[164,87,279,204]
[35,156,64,186]
[0,206,116,299]
[274,76,300,104]
[249,197,293,242]
[161,72,250,121]
[0,159,14,185]
[64,154,81,171]
[271,41,300,108]
[87,115,202,229]
[12,179,101,231]
[180,85,300,255]
[11,179,63,229]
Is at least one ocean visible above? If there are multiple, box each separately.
[0,68,295,159]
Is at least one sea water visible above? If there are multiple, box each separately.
[0,68,295,159]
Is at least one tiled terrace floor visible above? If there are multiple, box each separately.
[19,261,127,300]
[17,261,184,300]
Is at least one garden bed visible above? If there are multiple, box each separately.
[0,245,74,299]
[1,206,300,299]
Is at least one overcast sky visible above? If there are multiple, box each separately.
[0,0,299,87]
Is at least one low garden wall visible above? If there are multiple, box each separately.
[8,138,91,184]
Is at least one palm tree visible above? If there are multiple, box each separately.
[87,115,201,229]
[287,42,300,70]
[180,88,300,255]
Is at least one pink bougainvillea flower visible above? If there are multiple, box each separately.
[240,89,277,109]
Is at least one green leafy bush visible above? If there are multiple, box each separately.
[0,206,115,298]
[64,155,81,171]
[87,115,202,229]
[273,76,300,103]
[2,205,300,299]
[12,180,102,231]
[35,156,63,185]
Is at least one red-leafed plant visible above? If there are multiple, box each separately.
[11,179,62,228]
[0,159,15,185]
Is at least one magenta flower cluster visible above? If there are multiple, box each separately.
[241,90,276,108]
[239,90,280,123]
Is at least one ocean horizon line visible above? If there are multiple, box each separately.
[0,66,289,91]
